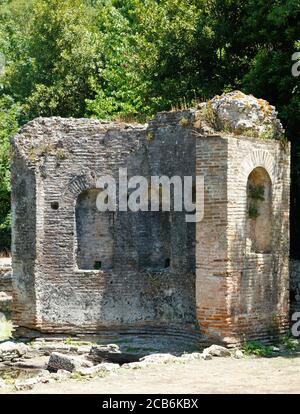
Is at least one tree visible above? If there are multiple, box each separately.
[2,0,102,119]
[0,96,19,251]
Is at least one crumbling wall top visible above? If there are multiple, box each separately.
[11,117,146,163]
[12,91,285,165]
[198,91,284,139]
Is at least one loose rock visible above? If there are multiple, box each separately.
[47,352,93,372]
[77,345,91,355]
[180,352,207,361]
[202,345,231,358]
[50,369,72,381]
[89,344,142,364]
[234,350,244,359]
[77,362,119,376]
[0,341,28,362]
[12,355,49,369]
[139,353,179,364]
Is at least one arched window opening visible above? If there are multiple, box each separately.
[75,189,114,270]
[246,167,272,253]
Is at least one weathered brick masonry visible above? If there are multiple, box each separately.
[196,136,290,343]
[11,92,290,346]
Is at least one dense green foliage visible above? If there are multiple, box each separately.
[0,0,299,253]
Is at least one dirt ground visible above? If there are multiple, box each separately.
[8,354,300,394]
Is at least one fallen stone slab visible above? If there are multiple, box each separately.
[47,352,93,373]
[88,344,142,364]
[12,355,49,370]
[202,345,231,358]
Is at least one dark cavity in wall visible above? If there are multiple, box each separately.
[75,189,114,270]
[247,166,272,253]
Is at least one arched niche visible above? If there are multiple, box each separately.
[246,167,272,253]
[75,189,114,270]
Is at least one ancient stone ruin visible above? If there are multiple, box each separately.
[10,91,290,347]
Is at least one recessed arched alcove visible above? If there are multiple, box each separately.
[75,189,114,270]
[246,167,272,253]
[145,210,171,270]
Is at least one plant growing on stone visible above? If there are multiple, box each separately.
[56,148,67,160]
[248,204,259,219]
[201,102,220,130]
[242,341,275,357]
[248,184,265,201]
[70,371,89,381]
[179,116,191,127]
[248,184,265,219]
[281,334,298,351]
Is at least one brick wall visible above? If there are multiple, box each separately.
[196,134,290,344]
[11,110,290,345]
[11,116,197,337]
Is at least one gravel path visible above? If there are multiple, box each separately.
[10,354,300,394]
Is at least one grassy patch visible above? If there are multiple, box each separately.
[70,371,88,381]
[242,341,276,357]
[64,337,92,346]
[281,334,299,351]
[179,116,191,127]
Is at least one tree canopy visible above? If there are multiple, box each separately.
[0,0,299,254]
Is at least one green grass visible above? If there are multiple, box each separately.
[70,372,89,381]
[64,337,92,346]
[242,341,276,357]
[281,335,299,351]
